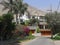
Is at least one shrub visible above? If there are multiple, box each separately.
[54,36,60,40]
[36,27,40,33]
[29,31,32,36]
[53,33,60,40]
[25,20,29,26]
[0,13,16,40]
[25,35,35,40]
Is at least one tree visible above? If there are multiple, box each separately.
[13,0,28,24]
[0,0,28,24]
[45,11,60,38]
[0,0,13,13]
[0,13,16,40]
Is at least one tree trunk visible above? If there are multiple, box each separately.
[51,26,54,38]
[10,0,13,13]
[51,30,53,38]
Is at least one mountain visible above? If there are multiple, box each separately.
[27,5,46,16]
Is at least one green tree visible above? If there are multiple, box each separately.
[0,13,16,40]
[0,0,28,24]
[45,11,60,38]
[0,0,13,13]
[13,0,28,24]
[36,26,40,33]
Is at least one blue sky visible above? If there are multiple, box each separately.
[24,0,60,11]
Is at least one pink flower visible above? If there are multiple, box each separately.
[23,26,30,33]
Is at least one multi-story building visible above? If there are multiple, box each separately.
[23,6,51,35]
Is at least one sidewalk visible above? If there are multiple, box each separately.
[54,40,60,45]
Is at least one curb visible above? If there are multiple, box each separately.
[21,37,39,45]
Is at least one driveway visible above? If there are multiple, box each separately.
[25,37,55,45]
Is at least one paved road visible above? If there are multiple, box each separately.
[26,37,55,45]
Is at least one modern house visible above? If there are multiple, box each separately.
[21,6,51,35]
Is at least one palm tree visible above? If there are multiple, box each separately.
[13,0,28,24]
[0,0,28,24]
[0,0,13,13]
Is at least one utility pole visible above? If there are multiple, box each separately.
[47,4,52,13]
[56,0,60,11]
[47,4,53,38]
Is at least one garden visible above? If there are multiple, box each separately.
[0,0,36,44]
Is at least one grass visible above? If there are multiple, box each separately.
[52,36,60,40]
[17,35,35,43]
[52,33,60,40]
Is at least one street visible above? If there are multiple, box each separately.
[26,37,55,45]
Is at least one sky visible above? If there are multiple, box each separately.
[24,0,60,12]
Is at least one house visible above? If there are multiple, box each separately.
[22,6,51,35]
[13,5,51,36]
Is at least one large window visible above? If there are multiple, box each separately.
[45,25,50,29]
[32,16,35,18]
[40,16,45,19]
[39,25,43,29]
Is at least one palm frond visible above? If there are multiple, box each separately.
[0,0,13,11]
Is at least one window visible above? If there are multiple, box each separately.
[39,25,43,29]
[45,25,50,29]
[20,19,23,23]
[32,16,35,18]
[40,16,46,22]
[40,16,45,19]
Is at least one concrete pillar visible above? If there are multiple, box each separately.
[38,16,40,20]
[43,25,45,30]
[13,15,16,22]
[18,14,20,24]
